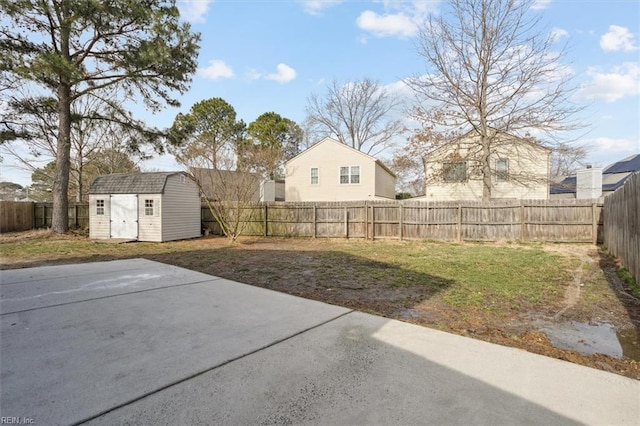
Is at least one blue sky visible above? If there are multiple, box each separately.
[2,0,639,186]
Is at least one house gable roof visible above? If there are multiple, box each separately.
[88,172,187,195]
[424,130,551,159]
[286,137,396,177]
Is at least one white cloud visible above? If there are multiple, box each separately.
[197,60,234,80]
[177,0,214,24]
[550,27,569,42]
[580,62,640,102]
[356,1,438,39]
[600,25,638,52]
[264,64,297,83]
[357,11,418,38]
[585,137,639,167]
[531,0,552,10]
[587,137,637,154]
[299,0,344,16]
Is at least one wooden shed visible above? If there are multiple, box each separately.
[88,172,201,242]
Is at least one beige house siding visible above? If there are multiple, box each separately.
[375,163,396,198]
[285,138,396,202]
[89,195,111,239]
[161,174,201,241]
[424,135,550,201]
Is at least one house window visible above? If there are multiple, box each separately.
[96,199,104,216]
[144,199,154,216]
[311,168,319,185]
[340,167,349,184]
[496,158,509,181]
[350,166,360,184]
[340,166,360,184]
[443,162,467,182]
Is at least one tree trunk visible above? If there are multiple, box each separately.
[52,83,72,233]
[481,136,492,202]
[76,162,83,203]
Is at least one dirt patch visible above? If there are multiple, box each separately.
[1,233,638,379]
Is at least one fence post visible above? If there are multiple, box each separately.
[520,201,526,241]
[592,202,598,245]
[364,203,368,239]
[263,204,268,237]
[313,204,317,239]
[456,204,462,242]
[399,203,403,241]
[370,205,375,240]
[344,207,348,238]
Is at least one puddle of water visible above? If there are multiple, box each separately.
[540,321,640,360]
[396,308,422,319]
[617,328,640,361]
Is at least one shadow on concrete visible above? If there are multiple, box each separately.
[87,311,583,425]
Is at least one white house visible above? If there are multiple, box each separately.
[285,137,396,202]
[88,172,201,242]
[422,132,551,201]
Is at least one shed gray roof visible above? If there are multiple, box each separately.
[88,172,186,194]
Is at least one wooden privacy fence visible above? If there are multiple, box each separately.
[202,199,604,243]
[0,201,34,233]
[603,172,639,283]
[0,202,90,232]
[1,199,603,243]
[33,203,90,229]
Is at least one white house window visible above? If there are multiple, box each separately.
[340,166,360,184]
[144,199,154,216]
[443,162,467,182]
[96,199,104,215]
[311,168,319,185]
[350,166,360,184]
[496,158,509,181]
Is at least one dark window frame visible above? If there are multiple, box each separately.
[496,158,509,181]
[443,162,467,183]
[96,199,104,216]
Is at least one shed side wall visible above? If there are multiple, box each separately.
[161,175,201,241]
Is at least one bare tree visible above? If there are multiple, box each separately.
[405,0,584,200]
[550,142,589,179]
[176,147,262,244]
[392,107,450,196]
[305,78,404,155]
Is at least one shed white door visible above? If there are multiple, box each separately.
[110,194,138,239]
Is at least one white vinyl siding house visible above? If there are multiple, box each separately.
[422,133,551,201]
[285,137,396,202]
[89,172,201,242]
